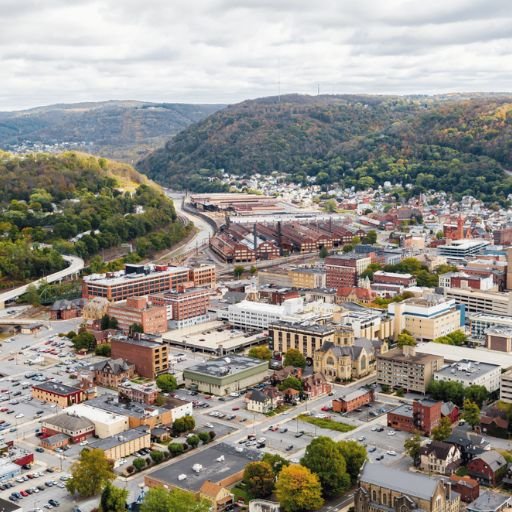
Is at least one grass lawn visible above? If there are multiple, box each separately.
[231,483,252,503]
[298,414,356,433]
[265,404,292,417]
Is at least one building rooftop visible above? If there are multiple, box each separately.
[83,266,189,286]
[436,359,499,380]
[359,463,439,500]
[335,387,370,403]
[33,381,82,396]
[43,413,94,432]
[88,427,149,451]
[269,320,335,334]
[416,342,512,369]
[86,395,163,419]
[111,335,163,349]
[146,442,261,492]
[184,355,268,378]
[467,491,510,512]
[0,497,21,512]
[377,347,443,364]
[66,403,129,425]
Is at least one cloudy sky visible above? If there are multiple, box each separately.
[2,0,512,110]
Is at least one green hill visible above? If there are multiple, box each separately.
[137,93,512,202]
[0,151,191,287]
[0,101,224,162]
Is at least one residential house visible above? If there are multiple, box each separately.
[302,373,332,399]
[245,387,283,414]
[467,451,507,486]
[480,413,509,439]
[419,441,462,475]
[90,359,135,388]
[446,429,490,464]
[441,402,460,424]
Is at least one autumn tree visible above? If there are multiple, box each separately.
[99,482,128,512]
[463,399,481,429]
[248,346,273,361]
[243,461,275,498]
[278,376,303,392]
[301,437,350,498]
[337,440,367,483]
[275,464,324,512]
[66,448,115,497]
[283,349,306,369]
[431,417,453,441]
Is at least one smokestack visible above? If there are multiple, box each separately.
[253,224,258,254]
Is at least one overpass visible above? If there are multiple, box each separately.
[0,255,84,309]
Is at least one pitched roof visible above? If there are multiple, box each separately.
[200,480,224,498]
[473,451,506,472]
[359,463,439,500]
[43,413,95,432]
[420,441,458,460]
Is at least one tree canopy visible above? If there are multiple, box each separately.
[283,349,307,369]
[275,464,324,512]
[66,448,115,497]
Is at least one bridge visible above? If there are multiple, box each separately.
[0,255,84,309]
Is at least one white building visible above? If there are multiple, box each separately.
[500,369,512,403]
[434,359,501,393]
[468,312,512,340]
[65,403,129,438]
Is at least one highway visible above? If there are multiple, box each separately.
[0,255,84,307]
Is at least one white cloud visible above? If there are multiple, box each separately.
[1,0,511,109]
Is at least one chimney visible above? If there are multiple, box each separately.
[253,224,258,253]
[277,221,283,256]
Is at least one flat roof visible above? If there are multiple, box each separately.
[146,442,261,492]
[269,321,335,334]
[184,355,268,378]
[377,348,442,364]
[66,403,129,424]
[416,342,512,369]
[86,395,164,419]
[467,491,510,512]
[84,266,189,286]
[111,336,162,349]
[436,360,499,380]
[33,381,81,396]
[89,427,149,451]
[163,321,267,353]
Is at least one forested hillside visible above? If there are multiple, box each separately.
[0,101,224,162]
[0,152,190,288]
[138,94,512,203]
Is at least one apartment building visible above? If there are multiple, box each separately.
[82,264,216,301]
[108,296,167,334]
[110,336,168,379]
[149,287,212,329]
[227,298,304,329]
[434,360,501,393]
[500,369,512,403]
[355,464,460,512]
[269,321,337,358]
[118,381,159,404]
[443,287,512,316]
[388,295,463,341]
[325,253,372,288]
[289,268,326,289]
[377,346,444,393]
[339,310,394,340]
[387,399,442,435]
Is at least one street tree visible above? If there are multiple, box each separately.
[301,437,350,498]
[243,461,275,498]
[66,448,115,497]
[396,331,416,347]
[261,452,290,479]
[99,482,128,512]
[463,400,481,429]
[404,433,422,466]
[156,374,177,392]
[275,464,324,512]
[278,376,303,392]
[283,349,306,369]
[141,487,210,512]
[431,417,452,441]
[234,265,245,279]
[248,346,272,361]
[464,385,489,407]
[337,440,367,483]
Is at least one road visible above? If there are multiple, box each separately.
[0,255,84,307]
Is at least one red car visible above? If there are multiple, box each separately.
[0,408,8,412]
[321,406,331,412]
[232,407,240,411]
[20,491,28,497]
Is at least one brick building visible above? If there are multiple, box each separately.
[449,475,479,503]
[41,414,95,444]
[332,388,374,413]
[32,381,87,408]
[373,271,416,287]
[150,287,212,329]
[325,254,371,288]
[108,296,167,334]
[110,336,168,379]
[50,299,87,320]
[467,451,507,487]
[118,381,159,404]
[494,227,512,246]
[387,399,442,435]
[91,359,135,388]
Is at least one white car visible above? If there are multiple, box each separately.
[205,423,214,429]
[15,413,24,419]
[387,430,396,436]
[386,450,397,456]
[229,392,240,397]
[79,440,88,446]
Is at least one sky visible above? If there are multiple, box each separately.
[2,0,512,110]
